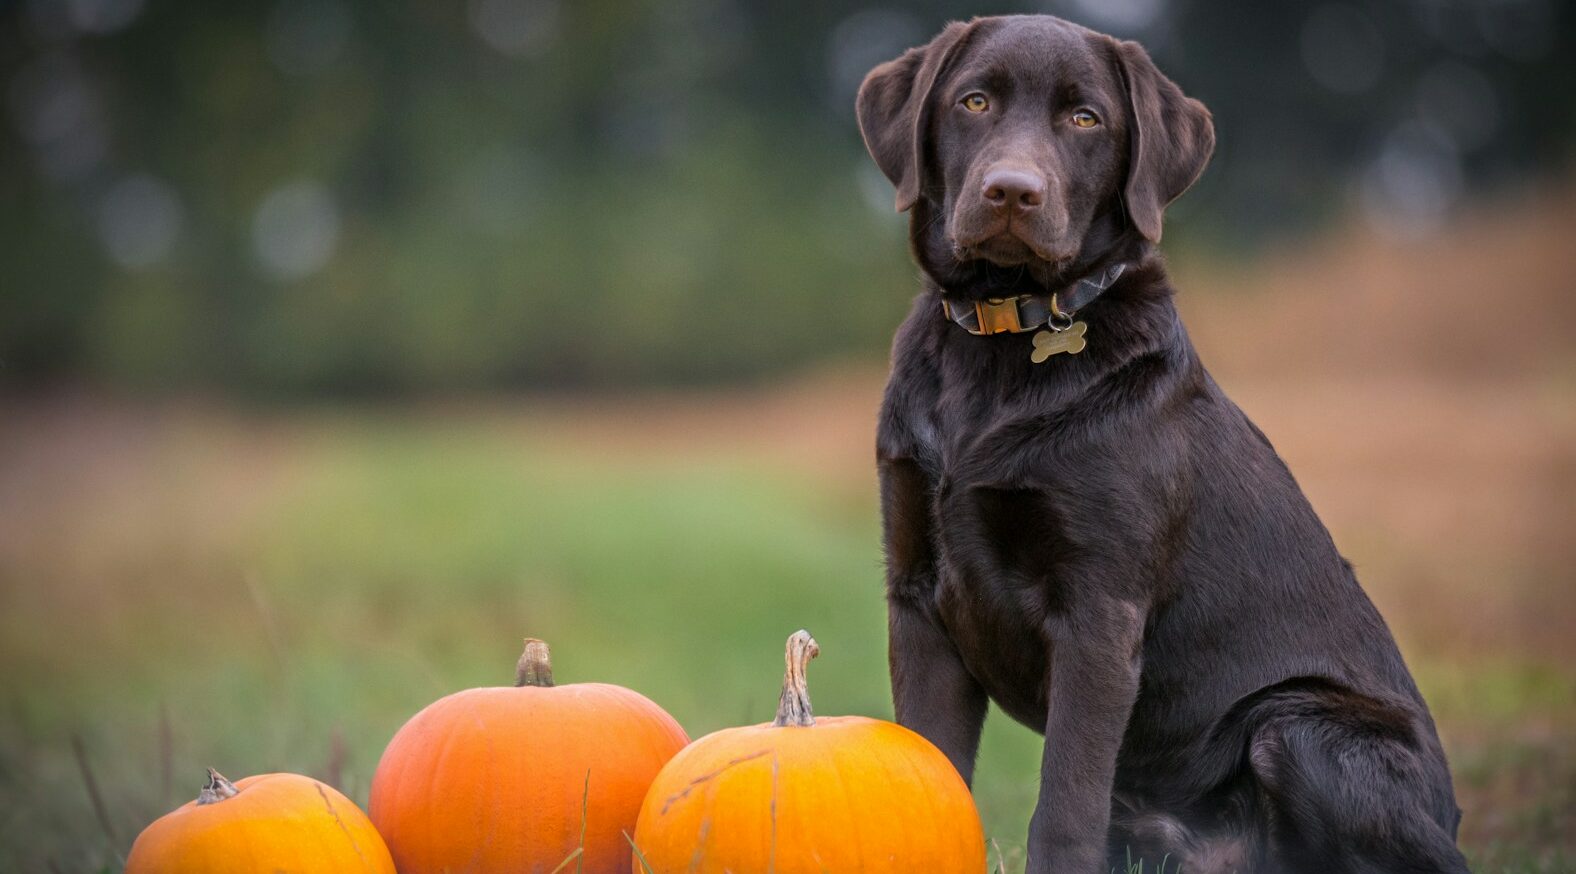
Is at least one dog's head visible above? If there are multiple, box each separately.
[857,16,1214,294]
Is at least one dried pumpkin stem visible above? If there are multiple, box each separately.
[773,630,820,728]
[195,767,239,805]
[516,638,555,687]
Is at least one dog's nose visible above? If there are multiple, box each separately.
[982,167,1046,210]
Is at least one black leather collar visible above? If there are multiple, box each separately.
[941,262,1127,335]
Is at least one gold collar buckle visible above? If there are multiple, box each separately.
[974,296,1025,334]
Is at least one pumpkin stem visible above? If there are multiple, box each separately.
[195,768,239,805]
[773,629,820,727]
[516,638,555,687]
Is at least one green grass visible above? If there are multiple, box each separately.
[0,417,1569,871]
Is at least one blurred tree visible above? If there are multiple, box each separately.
[1,0,1571,394]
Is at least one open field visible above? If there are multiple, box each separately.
[2,193,1573,872]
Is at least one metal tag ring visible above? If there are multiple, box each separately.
[1048,293,1074,331]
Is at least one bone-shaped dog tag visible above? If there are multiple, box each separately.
[1030,321,1087,363]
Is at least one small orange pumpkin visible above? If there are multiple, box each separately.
[125,768,395,873]
[631,630,987,873]
[370,638,690,873]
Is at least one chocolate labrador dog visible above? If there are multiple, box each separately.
[857,15,1467,874]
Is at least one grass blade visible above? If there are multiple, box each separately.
[548,847,584,874]
[579,769,589,874]
[625,830,656,874]
[70,735,116,845]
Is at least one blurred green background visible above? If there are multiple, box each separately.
[2,1,1574,872]
[3,0,1573,393]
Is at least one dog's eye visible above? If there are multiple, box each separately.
[1071,109,1100,128]
[961,93,990,113]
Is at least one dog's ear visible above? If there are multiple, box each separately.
[856,21,976,212]
[1111,38,1214,242]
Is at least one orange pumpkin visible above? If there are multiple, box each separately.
[125,768,395,873]
[370,638,690,874]
[631,630,986,873]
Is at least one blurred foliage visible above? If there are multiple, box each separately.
[2,0,1573,393]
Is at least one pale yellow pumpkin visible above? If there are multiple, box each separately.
[631,630,987,873]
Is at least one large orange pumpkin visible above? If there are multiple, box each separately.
[370,638,690,873]
[125,768,395,873]
[631,630,987,873]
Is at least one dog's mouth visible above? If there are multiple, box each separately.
[952,220,1068,268]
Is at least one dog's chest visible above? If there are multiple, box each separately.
[919,418,1073,724]
[883,327,1113,723]
[932,484,1061,725]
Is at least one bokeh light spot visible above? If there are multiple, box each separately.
[468,0,560,59]
[1301,5,1384,94]
[266,0,354,76]
[454,145,541,234]
[65,0,146,34]
[97,174,184,269]
[1063,0,1165,33]
[1415,62,1500,153]
[826,9,924,112]
[7,52,109,181]
[1359,121,1463,240]
[1476,0,1555,62]
[252,181,341,281]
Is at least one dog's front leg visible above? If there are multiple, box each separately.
[881,455,989,784]
[889,592,988,783]
[1027,594,1146,874]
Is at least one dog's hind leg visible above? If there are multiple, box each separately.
[1107,806,1259,874]
[1249,706,1468,874]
